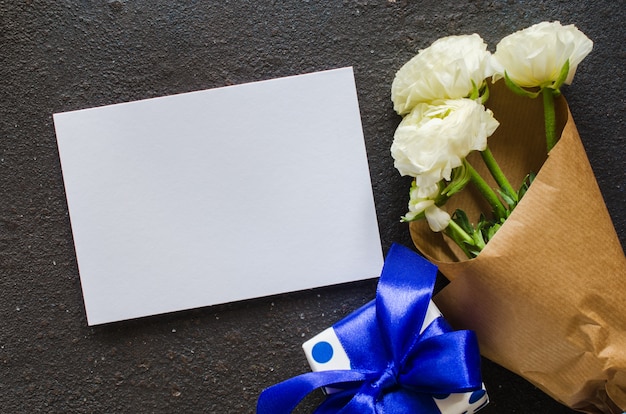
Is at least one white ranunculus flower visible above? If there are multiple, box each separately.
[391,34,494,115]
[492,21,593,88]
[402,181,451,232]
[391,98,499,190]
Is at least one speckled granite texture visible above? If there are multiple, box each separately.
[1,1,623,413]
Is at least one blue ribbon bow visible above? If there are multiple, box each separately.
[257,243,482,413]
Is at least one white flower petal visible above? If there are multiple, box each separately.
[391,34,494,114]
[390,99,499,184]
[425,205,451,232]
[409,199,435,215]
[492,21,593,88]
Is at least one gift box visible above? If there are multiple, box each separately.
[302,301,489,414]
[410,81,626,413]
[257,244,487,413]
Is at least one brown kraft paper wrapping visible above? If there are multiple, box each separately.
[410,81,626,413]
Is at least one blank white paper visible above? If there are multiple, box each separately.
[53,67,383,325]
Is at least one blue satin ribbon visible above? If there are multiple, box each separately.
[257,243,482,413]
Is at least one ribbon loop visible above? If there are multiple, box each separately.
[257,244,483,413]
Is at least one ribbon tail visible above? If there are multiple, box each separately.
[257,370,372,414]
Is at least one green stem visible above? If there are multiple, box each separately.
[467,163,507,220]
[445,220,476,259]
[543,87,557,152]
[480,147,517,203]
[446,219,474,245]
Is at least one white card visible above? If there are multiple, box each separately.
[53,67,383,325]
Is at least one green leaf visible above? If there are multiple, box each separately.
[452,209,474,235]
[466,246,482,258]
[497,186,517,208]
[485,222,502,241]
[480,82,490,104]
[442,162,471,197]
[517,171,537,200]
[476,213,488,230]
[552,59,570,93]
[472,229,486,250]
[471,212,504,245]
[504,71,540,99]
[468,80,480,100]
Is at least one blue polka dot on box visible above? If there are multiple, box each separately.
[302,300,489,413]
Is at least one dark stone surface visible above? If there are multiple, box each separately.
[0,1,623,413]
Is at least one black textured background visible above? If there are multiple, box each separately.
[1,1,624,413]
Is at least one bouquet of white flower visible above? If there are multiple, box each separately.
[392,22,593,258]
[391,22,626,413]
